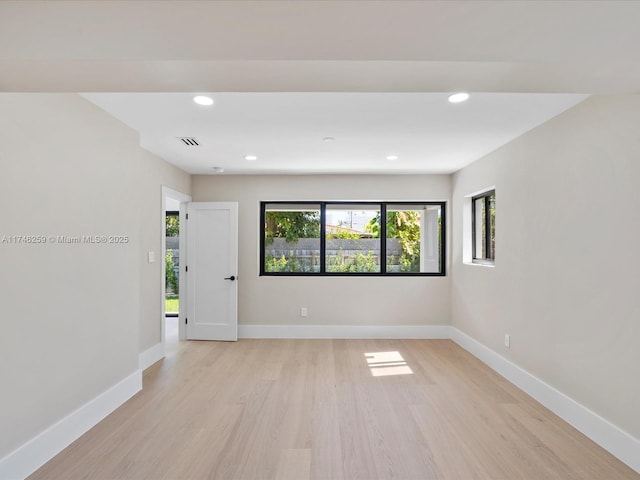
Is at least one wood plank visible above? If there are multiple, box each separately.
[275,449,311,480]
[28,339,640,480]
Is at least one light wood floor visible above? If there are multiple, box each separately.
[30,333,639,479]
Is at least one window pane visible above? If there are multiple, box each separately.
[264,204,320,272]
[473,197,485,259]
[488,193,496,259]
[325,205,380,272]
[386,205,441,273]
[472,191,495,262]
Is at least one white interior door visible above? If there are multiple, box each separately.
[186,202,238,341]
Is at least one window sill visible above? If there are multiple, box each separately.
[464,260,495,268]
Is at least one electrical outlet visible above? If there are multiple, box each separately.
[504,334,511,348]
[301,307,308,317]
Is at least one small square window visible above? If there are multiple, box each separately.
[472,190,495,264]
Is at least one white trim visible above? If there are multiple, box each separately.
[464,261,495,268]
[450,327,640,475]
[462,185,496,265]
[177,205,188,341]
[0,370,142,480]
[464,185,497,199]
[239,324,450,339]
[138,342,165,371]
[161,186,191,204]
[161,186,191,344]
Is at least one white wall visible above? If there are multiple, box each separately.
[0,94,189,461]
[191,175,451,328]
[137,153,190,352]
[451,95,640,440]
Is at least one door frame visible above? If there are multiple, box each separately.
[162,186,191,344]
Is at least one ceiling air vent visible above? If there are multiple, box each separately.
[178,137,199,146]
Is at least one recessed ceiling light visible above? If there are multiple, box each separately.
[323,137,335,142]
[244,155,258,161]
[386,155,399,161]
[211,167,224,173]
[193,95,214,106]
[448,92,470,104]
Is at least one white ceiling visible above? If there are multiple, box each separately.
[82,92,587,174]
[2,1,639,175]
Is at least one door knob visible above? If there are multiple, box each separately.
[224,275,236,281]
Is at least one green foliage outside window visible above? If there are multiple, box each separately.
[265,252,317,272]
[166,215,179,237]
[165,249,178,293]
[367,211,421,272]
[326,249,378,273]
[265,211,320,244]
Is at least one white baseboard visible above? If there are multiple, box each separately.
[138,342,165,370]
[0,370,142,480]
[239,324,451,339]
[450,327,640,475]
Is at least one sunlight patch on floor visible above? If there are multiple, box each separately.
[365,351,413,377]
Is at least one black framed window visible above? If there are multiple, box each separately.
[472,190,495,264]
[261,201,446,276]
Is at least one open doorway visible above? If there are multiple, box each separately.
[162,186,191,349]
[164,208,180,345]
